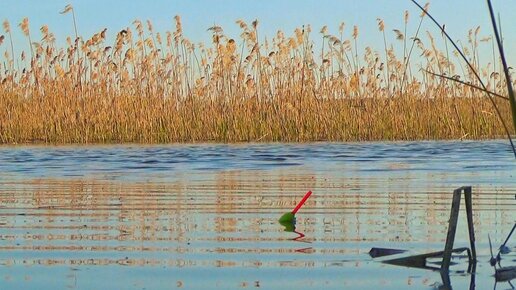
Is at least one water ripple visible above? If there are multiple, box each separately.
[0,140,514,183]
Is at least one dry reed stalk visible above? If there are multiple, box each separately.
[411,0,516,156]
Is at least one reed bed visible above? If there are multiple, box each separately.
[0,8,514,143]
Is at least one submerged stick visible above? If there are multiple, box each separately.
[442,187,462,270]
[489,234,498,267]
[500,223,516,252]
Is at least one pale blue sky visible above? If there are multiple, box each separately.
[1,0,515,66]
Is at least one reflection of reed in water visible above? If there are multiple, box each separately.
[279,219,313,254]
[0,171,514,271]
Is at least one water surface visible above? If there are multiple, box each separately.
[0,141,515,289]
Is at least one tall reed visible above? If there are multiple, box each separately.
[0,7,513,144]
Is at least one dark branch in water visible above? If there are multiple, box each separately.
[488,234,499,267]
[410,0,516,158]
[422,69,509,101]
[500,223,515,253]
[502,224,516,247]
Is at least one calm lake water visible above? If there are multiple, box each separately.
[0,140,515,289]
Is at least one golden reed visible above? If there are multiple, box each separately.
[0,8,513,143]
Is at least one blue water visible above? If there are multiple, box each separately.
[0,140,514,182]
[0,140,515,289]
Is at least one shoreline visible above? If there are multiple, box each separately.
[0,137,511,146]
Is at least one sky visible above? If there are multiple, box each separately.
[1,0,515,67]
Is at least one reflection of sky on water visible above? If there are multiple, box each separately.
[0,140,514,289]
